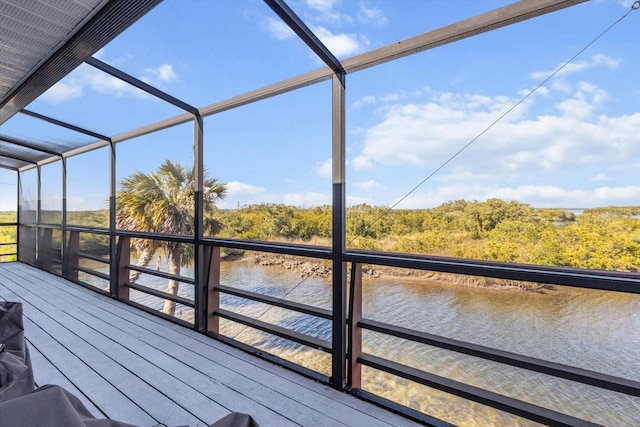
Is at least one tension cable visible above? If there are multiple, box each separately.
[231,1,638,342]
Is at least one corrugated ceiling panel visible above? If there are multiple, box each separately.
[0,141,53,163]
[0,156,31,170]
[0,0,105,101]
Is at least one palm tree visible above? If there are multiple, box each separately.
[115,160,226,316]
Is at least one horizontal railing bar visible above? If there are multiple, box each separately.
[210,332,330,384]
[77,252,109,264]
[345,251,640,294]
[116,229,194,244]
[360,319,640,397]
[359,354,604,427]
[0,242,17,246]
[67,226,110,235]
[348,389,455,427]
[67,276,108,295]
[126,264,195,285]
[124,282,195,307]
[203,238,332,259]
[0,222,17,226]
[120,297,193,328]
[36,223,63,229]
[215,309,332,353]
[42,255,62,264]
[216,284,332,320]
[74,266,110,281]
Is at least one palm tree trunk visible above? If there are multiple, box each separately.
[162,248,181,316]
[129,248,153,282]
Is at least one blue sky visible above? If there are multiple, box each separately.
[2,0,639,211]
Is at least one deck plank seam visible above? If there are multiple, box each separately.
[4,263,420,426]
[20,278,301,426]
[0,279,161,424]
[24,335,109,418]
[16,264,415,426]
[38,274,393,426]
[1,274,214,427]
[15,271,341,427]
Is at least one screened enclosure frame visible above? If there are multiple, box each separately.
[2,1,639,425]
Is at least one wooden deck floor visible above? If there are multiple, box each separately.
[0,262,420,427]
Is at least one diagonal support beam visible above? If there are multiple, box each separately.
[0,134,62,157]
[264,0,344,74]
[85,57,200,116]
[0,0,163,125]
[20,109,111,142]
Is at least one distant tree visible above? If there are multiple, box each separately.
[115,160,226,316]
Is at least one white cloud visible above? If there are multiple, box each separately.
[352,89,429,110]
[83,66,142,97]
[589,173,609,182]
[306,0,340,14]
[352,85,640,177]
[142,64,178,85]
[353,155,373,170]
[357,2,387,27]
[262,16,295,40]
[528,54,622,95]
[40,81,83,104]
[351,95,376,109]
[305,0,347,23]
[39,56,180,103]
[284,192,331,207]
[310,26,368,57]
[314,158,332,179]
[355,180,385,190]
[217,181,278,209]
[392,184,640,209]
[529,54,621,81]
[226,181,266,196]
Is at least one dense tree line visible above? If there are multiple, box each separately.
[3,198,638,271]
[0,211,17,261]
[217,199,640,272]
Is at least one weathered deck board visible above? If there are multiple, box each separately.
[0,262,420,427]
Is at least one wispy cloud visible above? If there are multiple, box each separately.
[529,53,621,93]
[262,16,295,40]
[261,0,369,59]
[218,181,278,209]
[355,180,386,190]
[392,184,640,209]
[589,173,610,182]
[310,26,368,57]
[40,55,179,104]
[352,75,639,176]
[305,0,347,23]
[357,2,387,27]
[284,191,331,207]
[141,64,178,85]
[314,158,332,179]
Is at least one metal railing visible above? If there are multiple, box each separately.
[0,221,17,262]
[14,223,640,426]
[346,261,640,426]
